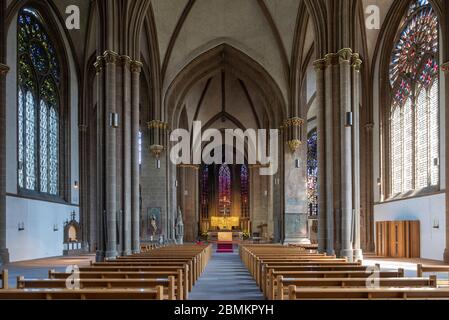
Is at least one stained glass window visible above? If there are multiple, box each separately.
[18,7,61,196]
[218,164,231,216]
[201,165,209,218]
[307,130,318,216]
[389,0,439,195]
[240,165,249,218]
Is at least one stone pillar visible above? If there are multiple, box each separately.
[318,49,362,261]
[324,54,336,255]
[0,63,9,265]
[352,55,363,261]
[121,56,132,256]
[338,49,354,262]
[283,118,310,244]
[443,62,449,263]
[0,0,9,266]
[130,60,142,253]
[178,165,199,242]
[313,58,327,253]
[103,51,119,259]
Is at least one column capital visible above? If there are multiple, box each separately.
[313,58,326,71]
[94,56,104,74]
[351,53,363,72]
[0,63,10,75]
[119,55,132,68]
[130,60,143,73]
[102,50,120,64]
[337,48,353,63]
[442,62,449,74]
[324,53,339,66]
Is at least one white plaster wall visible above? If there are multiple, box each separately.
[6,197,79,262]
[5,10,79,261]
[374,193,446,261]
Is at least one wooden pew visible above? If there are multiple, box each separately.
[276,276,437,300]
[417,264,449,286]
[49,269,186,300]
[263,264,377,297]
[288,286,449,300]
[267,269,405,300]
[17,276,176,300]
[0,287,165,300]
[1,270,8,289]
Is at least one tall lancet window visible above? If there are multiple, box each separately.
[389,0,439,196]
[218,164,231,216]
[200,165,209,218]
[307,130,318,216]
[17,7,62,196]
[240,164,249,218]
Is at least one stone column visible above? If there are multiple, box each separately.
[103,51,119,259]
[178,165,199,242]
[121,56,132,256]
[283,118,310,244]
[0,0,9,266]
[351,55,363,260]
[130,60,142,253]
[338,49,354,261]
[0,63,9,265]
[313,58,327,253]
[324,54,336,255]
[443,62,449,263]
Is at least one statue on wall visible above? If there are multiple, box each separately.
[175,206,184,245]
[150,214,158,240]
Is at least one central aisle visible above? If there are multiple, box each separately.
[189,245,265,300]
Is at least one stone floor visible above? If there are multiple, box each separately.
[1,255,95,288]
[188,245,265,300]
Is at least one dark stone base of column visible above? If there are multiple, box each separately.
[105,250,118,260]
[340,248,354,262]
[95,250,105,262]
[0,248,9,266]
[444,248,449,263]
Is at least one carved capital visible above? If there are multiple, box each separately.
[130,60,143,73]
[283,117,304,128]
[338,48,353,64]
[442,62,449,74]
[147,120,168,130]
[0,63,10,75]
[94,56,104,74]
[324,53,339,66]
[351,53,363,72]
[364,122,374,131]
[79,124,88,132]
[103,50,119,65]
[119,55,132,68]
[150,144,164,158]
[313,58,326,71]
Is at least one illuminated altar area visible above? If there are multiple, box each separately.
[199,163,250,242]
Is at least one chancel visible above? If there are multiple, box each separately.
[1,0,449,302]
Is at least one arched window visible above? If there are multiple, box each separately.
[307,130,318,216]
[200,165,209,218]
[240,164,249,218]
[389,0,439,196]
[17,7,64,197]
[218,164,231,216]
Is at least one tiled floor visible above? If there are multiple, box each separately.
[188,245,265,300]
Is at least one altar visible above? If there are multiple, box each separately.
[207,216,243,242]
[208,230,243,242]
